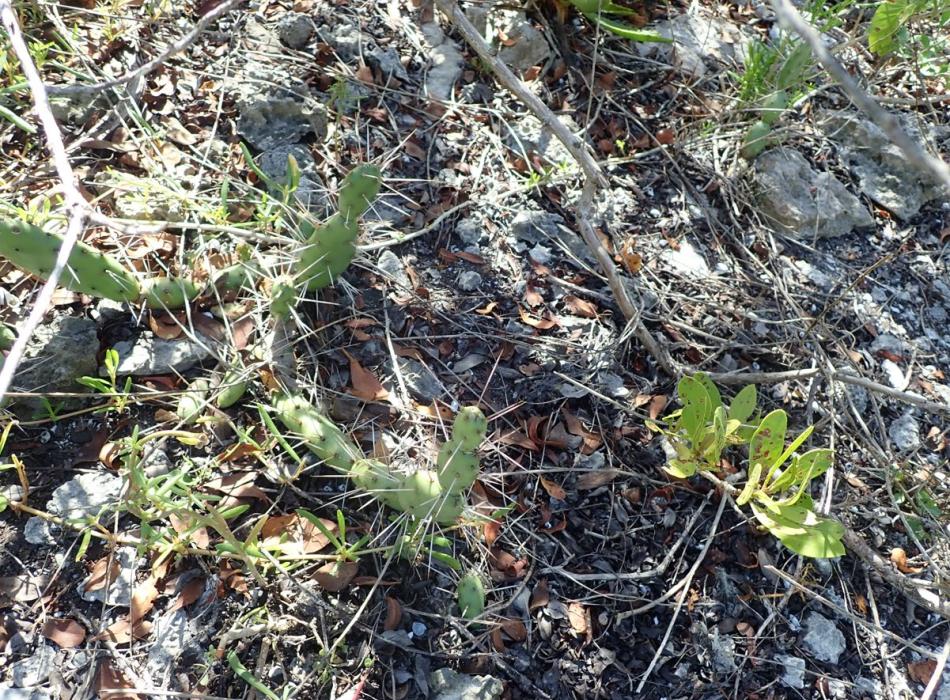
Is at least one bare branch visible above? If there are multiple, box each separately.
[769,0,950,191]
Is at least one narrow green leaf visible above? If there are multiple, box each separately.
[583,13,673,43]
[736,462,763,506]
[728,384,757,424]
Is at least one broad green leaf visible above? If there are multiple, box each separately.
[749,410,787,472]
[665,459,698,479]
[775,42,813,90]
[751,501,845,558]
[695,373,723,414]
[724,418,743,437]
[728,384,757,424]
[868,0,911,56]
[770,448,832,493]
[583,13,673,43]
[915,489,942,518]
[736,462,763,506]
[677,376,709,446]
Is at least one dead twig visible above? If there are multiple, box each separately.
[769,0,950,191]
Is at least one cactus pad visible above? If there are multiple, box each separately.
[142,277,201,309]
[337,164,381,219]
[0,219,140,302]
[457,571,485,620]
[274,393,361,472]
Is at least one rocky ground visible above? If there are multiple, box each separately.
[0,0,948,699]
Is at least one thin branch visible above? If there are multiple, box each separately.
[48,0,245,96]
[0,2,90,402]
[769,0,950,191]
[433,0,674,374]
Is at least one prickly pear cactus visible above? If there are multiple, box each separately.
[457,571,485,620]
[293,164,380,291]
[142,277,201,309]
[437,406,487,494]
[274,393,362,472]
[0,219,140,302]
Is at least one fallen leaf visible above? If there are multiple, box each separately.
[490,627,506,652]
[489,547,528,581]
[567,602,588,636]
[168,513,210,549]
[563,295,598,319]
[655,128,675,145]
[384,596,402,631]
[529,579,550,610]
[575,468,621,490]
[501,618,527,642]
[218,561,249,599]
[0,574,47,603]
[96,659,139,700]
[343,351,389,401]
[169,576,207,612]
[648,395,668,420]
[475,301,498,315]
[148,312,184,340]
[84,556,121,593]
[130,578,159,623]
[908,659,937,685]
[162,116,198,146]
[313,560,358,592]
[562,410,602,453]
[519,307,557,330]
[96,616,153,644]
[261,513,336,556]
[854,594,868,615]
[41,618,86,648]
[890,548,925,574]
[495,426,539,451]
[539,476,567,501]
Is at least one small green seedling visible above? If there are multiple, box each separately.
[654,373,758,478]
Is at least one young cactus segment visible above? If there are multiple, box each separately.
[274,393,362,473]
[142,277,201,309]
[0,219,140,302]
[436,406,487,494]
[351,458,403,509]
[292,165,380,291]
[269,276,296,319]
[177,379,210,424]
[337,164,381,220]
[0,324,15,351]
[457,571,485,620]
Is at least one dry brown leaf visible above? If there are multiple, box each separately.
[539,476,567,501]
[575,468,621,490]
[490,627,506,652]
[169,576,207,612]
[908,659,937,685]
[500,618,527,642]
[84,556,121,593]
[96,659,139,700]
[261,513,336,556]
[562,410,602,454]
[162,116,198,146]
[168,513,210,549]
[312,560,358,593]
[41,618,86,648]
[890,547,925,574]
[0,574,47,603]
[518,307,557,330]
[384,596,402,631]
[219,561,249,599]
[96,616,153,644]
[343,351,389,401]
[854,594,868,616]
[475,301,498,315]
[567,602,588,636]
[130,578,159,623]
[648,395,669,420]
[563,295,598,319]
[529,579,550,610]
[524,286,544,307]
[148,312,184,340]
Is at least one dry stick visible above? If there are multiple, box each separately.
[48,0,246,96]
[769,0,950,191]
[433,0,674,374]
[707,367,950,416]
[0,2,90,402]
[636,495,727,694]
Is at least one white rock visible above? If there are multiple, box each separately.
[801,612,846,664]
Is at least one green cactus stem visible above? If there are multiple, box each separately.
[216,371,248,409]
[436,406,487,494]
[0,219,140,302]
[0,324,15,351]
[142,277,201,309]
[177,379,210,424]
[457,571,485,620]
[274,393,362,472]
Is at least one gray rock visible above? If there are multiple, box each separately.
[423,24,463,101]
[466,4,549,72]
[456,217,484,245]
[881,358,906,389]
[233,64,327,151]
[889,411,920,452]
[257,144,327,213]
[457,270,483,292]
[276,12,313,49]
[321,21,407,79]
[10,316,98,410]
[755,149,874,238]
[24,471,123,545]
[396,358,443,403]
[776,654,806,689]
[510,210,594,267]
[801,612,846,664]
[145,608,195,684]
[376,250,411,289]
[0,687,52,700]
[660,239,712,278]
[11,644,56,687]
[637,10,750,78]
[429,668,503,700]
[821,111,950,219]
[108,334,213,376]
[504,115,578,168]
[79,546,137,606]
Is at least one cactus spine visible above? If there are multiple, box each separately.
[0,219,140,302]
[293,164,380,291]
